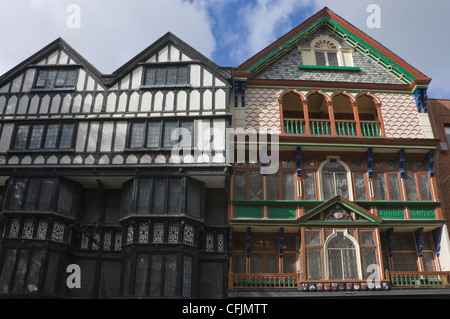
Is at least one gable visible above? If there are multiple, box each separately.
[253,27,404,85]
[300,196,382,225]
[239,7,431,90]
[109,33,230,89]
[0,39,105,94]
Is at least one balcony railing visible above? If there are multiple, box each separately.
[229,271,450,290]
[386,271,450,287]
[283,118,382,137]
[230,273,300,289]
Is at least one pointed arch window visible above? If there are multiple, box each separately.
[320,159,352,201]
[326,231,360,280]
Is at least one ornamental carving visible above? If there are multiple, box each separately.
[326,205,353,221]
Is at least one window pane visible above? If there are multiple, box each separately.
[14,125,29,150]
[137,178,152,214]
[164,255,178,297]
[57,182,73,215]
[55,70,67,87]
[267,173,279,200]
[29,125,44,149]
[98,261,121,299]
[12,250,30,292]
[153,179,166,214]
[10,178,27,210]
[145,68,156,85]
[65,70,77,87]
[388,174,401,200]
[179,121,194,148]
[315,52,326,66]
[44,124,59,149]
[283,255,295,273]
[373,173,387,200]
[234,171,246,200]
[419,174,432,200]
[335,172,349,198]
[251,255,263,273]
[149,255,162,297]
[353,174,367,200]
[38,180,55,211]
[168,179,182,214]
[167,67,177,85]
[266,255,277,273]
[405,173,418,201]
[134,254,148,297]
[188,180,202,218]
[283,172,295,200]
[35,70,48,88]
[307,249,323,280]
[362,249,378,279]
[422,253,435,272]
[182,256,193,297]
[155,68,166,85]
[304,172,316,200]
[25,250,43,293]
[234,255,245,274]
[146,122,161,148]
[406,254,418,271]
[0,249,17,293]
[163,122,178,148]
[24,179,40,210]
[249,172,262,200]
[177,67,188,85]
[327,52,339,66]
[59,124,74,148]
[45,70,57,89]
[130,123,145,148]
[327,249,343,280]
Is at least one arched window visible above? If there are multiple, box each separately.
[320,159,352,200]
[356,94,382,137]
[298,35,354,67]
[326,231,360,280]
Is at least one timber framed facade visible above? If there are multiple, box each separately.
[0,7,449,299]
[0,33,232,298]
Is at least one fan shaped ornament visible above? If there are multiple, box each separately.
[326,205,352,221]
[314,39,337,49]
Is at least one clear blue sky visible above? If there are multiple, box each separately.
[0,0,449,98]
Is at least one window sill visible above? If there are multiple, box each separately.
[30,88,76,93]
[298,65,361,72]
[7,149,75,154]
[140,84,192,90]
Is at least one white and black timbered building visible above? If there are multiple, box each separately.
[0,33,232,298]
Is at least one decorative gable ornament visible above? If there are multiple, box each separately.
[326,205,353,221]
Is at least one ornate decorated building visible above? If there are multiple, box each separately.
[0,33,232,298]
[228,8,450,297]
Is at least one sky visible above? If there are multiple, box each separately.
[0,0,449,98]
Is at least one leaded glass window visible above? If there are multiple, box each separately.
[304,172,316,200]
[144,66,189,86]
[326,232,359,280]
[13,123,75,150]
[372,173,387,200]
[34,69,77,89]
[388,174,401,200]
[321,160,350,200]
[418,174,432,200]
[307,249,323,280]
[405,173,419,201]
[353,173,367,200]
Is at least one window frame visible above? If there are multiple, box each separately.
[142,64,190,88]
[33,67,79,91]
[318,158,354,201]
[10,122,76,152]
[127,120,194,150]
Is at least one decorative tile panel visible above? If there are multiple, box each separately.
[51,221,65,242]
[183,225,194,246]
[153,223,164,243]
[168,223,179,243]
[22,219,34,239]
[36,220,48,239]
[9,218,20,238]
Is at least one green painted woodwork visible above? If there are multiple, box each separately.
[269,207,296,219]
[234,206,262,219]
[379,209,404,219]
[410,209,436,219]
[245,16,416,85]
[361,122,381,137]
[298,65,361,72]
[284,120,304,135]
